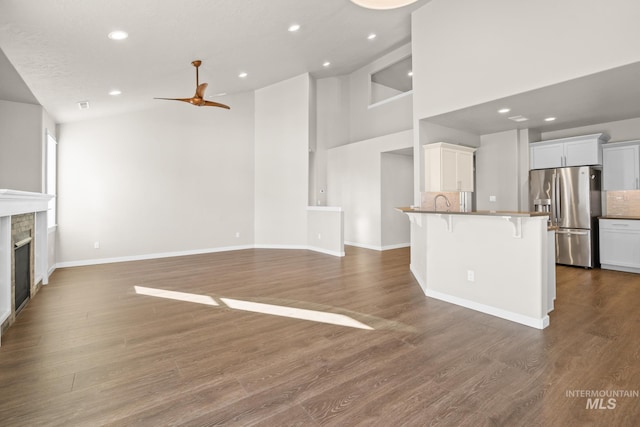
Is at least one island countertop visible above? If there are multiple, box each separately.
[396,207,549,218]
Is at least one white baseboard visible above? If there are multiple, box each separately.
[307,246,345,257]
[55,243,349,269]
[345,241,410,251]
[381,243,410,250]
[253,244,308,250]
[55,244,254,268]
[423,287,549,330]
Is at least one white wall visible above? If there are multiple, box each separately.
[412,0,640,121]
[313,76,350,206]
[381,152,413,248]
[327,129,412,249]
[56,91,255,265]
[476,130,519,211]
[0,100,43,192]
[307,207,344,257]
[313,42,414,207]
[349,43,413,143]
[254,73,310,247]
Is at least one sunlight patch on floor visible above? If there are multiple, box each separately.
[221,297,374,330]
[133,285,373,330]
[134,285,219,306]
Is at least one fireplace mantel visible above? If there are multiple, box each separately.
[0,189,53,217]
[0,189,53,344]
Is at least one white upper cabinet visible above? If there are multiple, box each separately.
[529,133,607,170]
[602,140,640,190]
[424,142,476,192]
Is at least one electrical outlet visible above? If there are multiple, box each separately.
[94,241,100,249]
[317,233,322,240]
[489,195,497,202]
[235,232,240,238]
[467,270,475,282]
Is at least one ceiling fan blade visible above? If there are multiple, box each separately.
[154,97,194,103]
[196,83,208,99]
[155,61,231,110]
[203,100,231,109]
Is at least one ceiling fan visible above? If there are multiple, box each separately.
[155,60,230,109]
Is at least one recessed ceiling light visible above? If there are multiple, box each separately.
[350,0,418,9]
[498,108,511,114]
[508,115,529,122]
[323,61,331,67]
[77,101,90,110]
[288,24,301,32]
[214,92,227,97]
[238,72,248,78]
[109,89,122,96]
[367,33,377,40]
[107,30,128,40]
[544,117,557,122]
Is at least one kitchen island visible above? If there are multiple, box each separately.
[399,208,555,329]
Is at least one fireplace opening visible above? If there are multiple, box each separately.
[14,236,31,314]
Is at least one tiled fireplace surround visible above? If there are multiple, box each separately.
[0,190,52,345]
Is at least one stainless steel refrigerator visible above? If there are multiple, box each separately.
[529,166,601,268]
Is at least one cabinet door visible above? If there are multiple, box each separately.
[603,145,639,190]
[441,148,459,191]
[564,139,601,166]
[600,228,640,268]
[530,143,563,169]
[456,150,474,191]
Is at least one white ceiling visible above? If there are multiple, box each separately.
[0,0,430,124]
[2,0,639,136]
[425,61,640,136]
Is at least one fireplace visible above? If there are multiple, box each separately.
[10,214,35,318]
[0,189,53,345]
[14,235,32,313]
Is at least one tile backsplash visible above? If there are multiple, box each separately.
[421,192,462,212]
[606,190,640,217]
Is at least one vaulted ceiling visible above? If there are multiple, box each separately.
[0,0,429,123]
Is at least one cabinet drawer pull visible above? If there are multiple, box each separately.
[611,223,630,227]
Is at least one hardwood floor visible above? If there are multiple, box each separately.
[0,246,639,426]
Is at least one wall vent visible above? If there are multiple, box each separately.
[77,100,90,110]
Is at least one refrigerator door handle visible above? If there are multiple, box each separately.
[555,171,562,225]
[556,230,589,235]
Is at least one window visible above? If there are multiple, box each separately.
[46,131,57,226]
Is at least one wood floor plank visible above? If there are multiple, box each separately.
[1,247,639,426]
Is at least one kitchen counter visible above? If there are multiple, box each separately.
[599,215,640,220]
[397,207,549,218]
[401,208,555,329]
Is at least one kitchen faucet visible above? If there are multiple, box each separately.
[434,194,451,211]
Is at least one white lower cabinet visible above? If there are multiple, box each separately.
[599,219,640,273]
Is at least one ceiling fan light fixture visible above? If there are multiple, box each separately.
[350,0,418,10]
